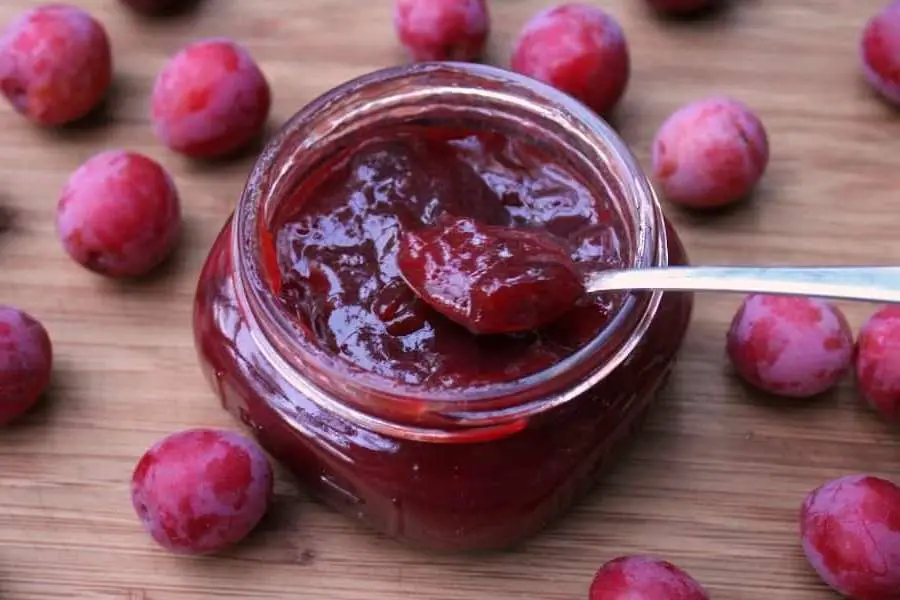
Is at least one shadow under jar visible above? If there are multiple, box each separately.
[193,62,694,552]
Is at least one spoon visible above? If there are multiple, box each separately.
[396,217,900,335]
[584,266,900,304]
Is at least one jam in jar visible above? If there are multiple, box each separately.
[193,63,694,551]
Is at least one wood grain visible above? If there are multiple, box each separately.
[0,0,898,598]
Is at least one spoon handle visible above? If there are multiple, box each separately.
[584,266,900,304]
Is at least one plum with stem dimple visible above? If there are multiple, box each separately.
[652,96,768,209]
[56,150,182,278]
[151,38,271,159]
[0,4,112,126]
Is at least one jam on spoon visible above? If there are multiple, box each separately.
[397,216,587,335]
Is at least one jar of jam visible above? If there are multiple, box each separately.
[193,62,694,552]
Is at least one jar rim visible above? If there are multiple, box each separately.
[233,62,666,433]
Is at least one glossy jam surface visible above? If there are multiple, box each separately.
[273,128,626,390]
[194,119,694,551]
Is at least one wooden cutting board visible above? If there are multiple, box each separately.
[0,0,897,598]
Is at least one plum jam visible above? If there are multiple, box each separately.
[193,63,694,551]
[274,127,620,385]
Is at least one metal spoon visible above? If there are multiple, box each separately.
[584,266,900,304]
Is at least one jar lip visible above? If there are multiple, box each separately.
[234,62,665,425]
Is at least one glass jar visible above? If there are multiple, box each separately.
[193,62,694,552]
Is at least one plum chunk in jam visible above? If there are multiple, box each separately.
[397,216,586,335]
[272,127,627,390]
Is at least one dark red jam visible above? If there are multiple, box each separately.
[271,127,626,390]
[194,123,694,551]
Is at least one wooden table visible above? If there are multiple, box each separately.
[0,0,897,598]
